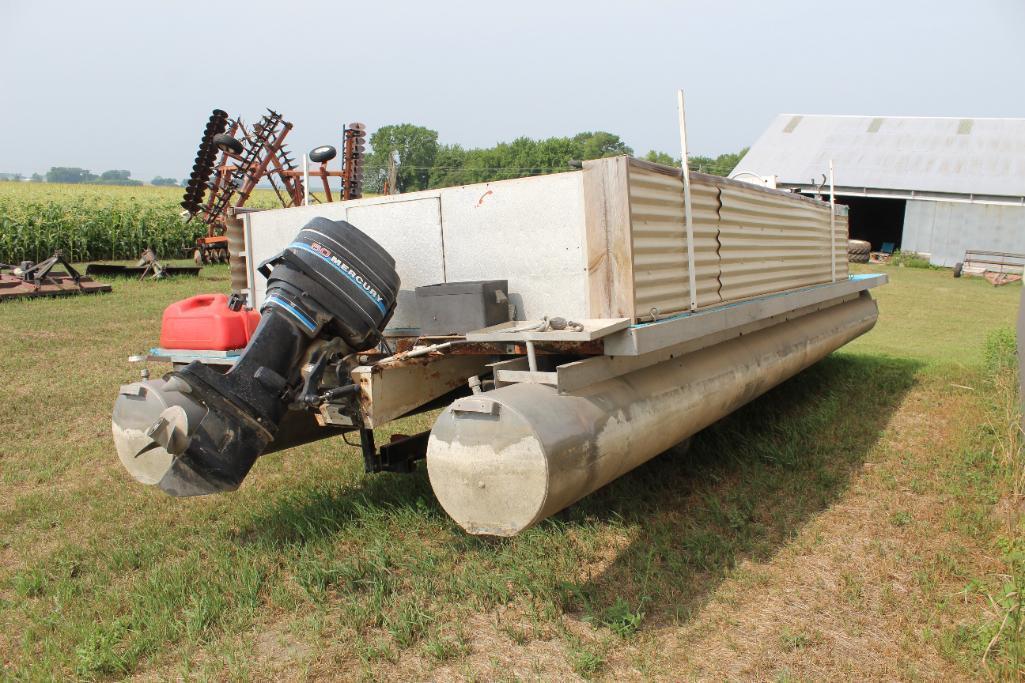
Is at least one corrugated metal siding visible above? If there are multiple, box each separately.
[628,165,721,317]
[903,200,1025,266]
[835,213,850,279]
[717,183,839,301]
[733,114,1025,201]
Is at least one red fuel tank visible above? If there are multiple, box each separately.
[160,294,261,351]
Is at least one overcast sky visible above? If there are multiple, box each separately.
[2,0,1022,181]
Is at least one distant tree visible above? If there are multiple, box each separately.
[46,167,97,183]
[30,173,43,182]
[95,169,142,186]
[180,178,189,187]
[427,143,468,189]
[688,147,749,176]
[100,169,131,181]
[366,124,440,193]
[572,131,632,159]
[420,131,631,190]
[0,173,24,182]
[151,176,177,186]
[644,150,680,166]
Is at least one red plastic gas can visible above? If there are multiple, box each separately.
[159,294,261,351]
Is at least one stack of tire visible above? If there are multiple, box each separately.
[847,239,871,264]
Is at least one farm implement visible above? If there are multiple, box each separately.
[112,152,886,537]
[85,248,201,280]
[0,251,111,300]
[181,108,366,266]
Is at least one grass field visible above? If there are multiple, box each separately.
[0,264,1022,680]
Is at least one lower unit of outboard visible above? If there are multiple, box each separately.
[112,217,399,496]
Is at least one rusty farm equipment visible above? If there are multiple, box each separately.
[181,109,366,265]
[0,251,112,300]
[85,248,202,280]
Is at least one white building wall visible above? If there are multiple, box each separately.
[902,200,1025,267]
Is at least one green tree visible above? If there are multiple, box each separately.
[100,169,131,181]
[95,170,142,186]
[688,147,749,176]
[30,173,43,182]
[572,131,632,159]
[366,124,439,193]
[427,144,468,189]
[46,167,97,183]
[644,150,680,166]
[151,176,177,186]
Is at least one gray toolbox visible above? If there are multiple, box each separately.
[415,280,509,335]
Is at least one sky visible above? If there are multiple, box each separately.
[1,0,1023,182]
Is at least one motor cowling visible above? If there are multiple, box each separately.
[112,218,399,496]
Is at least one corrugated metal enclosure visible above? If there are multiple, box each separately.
[244,155,850,329]
[732,114,1025,266]
[583,157,849,320]
[717,183,847,302]
[627,163,721,314]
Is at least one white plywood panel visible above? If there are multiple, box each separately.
[439,172,588,321]
[246,195,446,332]
[246,201,348,311]
[346,198,445,332]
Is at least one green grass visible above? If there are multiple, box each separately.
[846,262,1020,366]
[0,261,1022,679]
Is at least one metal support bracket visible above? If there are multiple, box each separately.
[359,428,429,474]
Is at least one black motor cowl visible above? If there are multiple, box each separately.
[259,217,399,351]
[112,218,399,496]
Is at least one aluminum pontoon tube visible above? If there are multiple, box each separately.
[426,294,878,536]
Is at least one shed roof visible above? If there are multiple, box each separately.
[732,115,1025,201]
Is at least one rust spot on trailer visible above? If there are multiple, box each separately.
[476,190,493,207]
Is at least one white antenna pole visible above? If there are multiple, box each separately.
[829,159,836,281]
[299,153,307,205]
[678,89,698,312]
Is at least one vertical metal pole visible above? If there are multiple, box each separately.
[829,159,837,282]
[303,154,310,206]
[525,340,538,373]
[678,89,698,312]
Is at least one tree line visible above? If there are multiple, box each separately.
[363,123,748,194]
[2,126,747,192]
[0,168,180,186]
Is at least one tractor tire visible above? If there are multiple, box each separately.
[953,262,963,278]
[309,145,337,163]
[848,239,871,263]
[212,134,243,155]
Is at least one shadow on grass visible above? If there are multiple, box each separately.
[559,352,921,627]
[240,352,920,632]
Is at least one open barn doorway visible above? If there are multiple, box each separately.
[836,196,906,251]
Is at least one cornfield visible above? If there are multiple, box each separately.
[0,183,278,264]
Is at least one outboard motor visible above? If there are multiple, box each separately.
[112,218,399,496]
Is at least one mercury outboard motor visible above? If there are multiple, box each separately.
[112,217,399,496]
